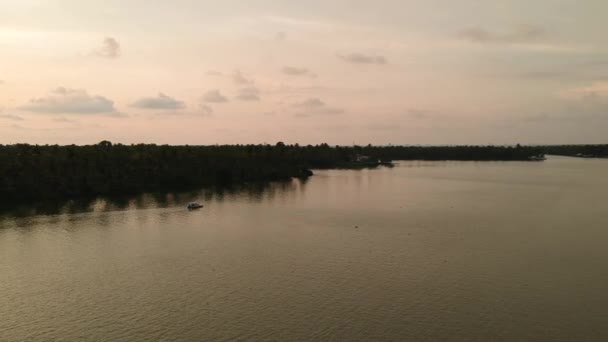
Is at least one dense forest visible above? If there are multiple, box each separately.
[353,144,544,162]
[0,142,546,201]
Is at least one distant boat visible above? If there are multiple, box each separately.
[348,155,395,168]
[379,160,396,167]
[187,202,203,210]
[529,155,547,161]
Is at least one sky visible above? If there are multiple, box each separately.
[1,0,607,145]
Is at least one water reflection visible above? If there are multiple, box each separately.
[3,157,608,341]
[0,179,308,221]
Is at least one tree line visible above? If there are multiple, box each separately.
[0,142,545,201]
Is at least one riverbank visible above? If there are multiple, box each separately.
[0,142,547,202]
[539,144,608,158]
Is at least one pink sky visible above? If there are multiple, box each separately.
[1,0,607,145]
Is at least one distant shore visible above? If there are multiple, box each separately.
[539,145,608,159]
[0,142,585,202]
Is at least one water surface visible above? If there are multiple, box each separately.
[2,156,608,341]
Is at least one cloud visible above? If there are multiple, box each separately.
[458,25,546,44]
[198,104,214,116]
[338,53,387,65]
[236,87,260,101]
[233,70,254,85]
[407,109,431,119]
[205,70,223,76]
[53,117,77,123]
[20,87,118,115]
[202,89,228,103]
[282,66,312,76]
[292,97,343,117]
[276,31,287,41]
[94,37,121,58]
[132,93,185,110]
[561,81,608,100]
[293,98,325,108]
[0,114,24,121]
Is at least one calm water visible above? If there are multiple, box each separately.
[2,156,608,341]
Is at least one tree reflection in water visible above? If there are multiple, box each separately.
[0,178,309,221]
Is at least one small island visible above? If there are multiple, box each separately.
[0,141,550,201]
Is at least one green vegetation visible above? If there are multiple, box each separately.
[353,144,544,162]
[0,142,544,201]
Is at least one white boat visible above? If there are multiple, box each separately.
[187,202,203,210]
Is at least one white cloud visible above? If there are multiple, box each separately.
[53,117,78,123]
[293,98,325,108]
[20,87,118,115]
[236,87,260,101]
[0,113,24,121]
[292,98,343,117]
[132,93,185,110]
[275,31,287,41]
[94,37,121,58]
[232,70,254,85]
[338,53,387,65]
[203,89,228,103]
[199,104,214,116]
[282,66,311,76]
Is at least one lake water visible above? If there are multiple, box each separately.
[2,156,608,341]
